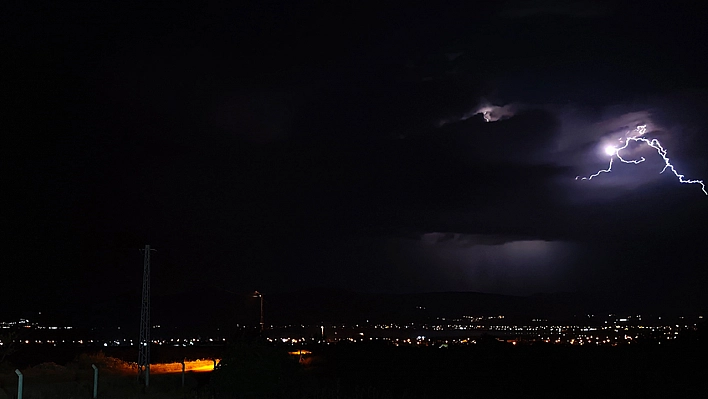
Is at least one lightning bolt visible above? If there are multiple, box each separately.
[576,125,707,195]
[577,157,614,180]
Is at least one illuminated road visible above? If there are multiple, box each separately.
[149,359,219,374]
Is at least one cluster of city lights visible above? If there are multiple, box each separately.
[2,315,702,349]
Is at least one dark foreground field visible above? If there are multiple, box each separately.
[1,341,707,398]
[306,342,708,398]
[0,352,213,399]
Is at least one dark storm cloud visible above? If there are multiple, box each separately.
[436,107,560,163]
[291,74,484,141]
[208,88,305,143]
[500,0,611,18]
[545,98,708,200]
[383,235,578,295]
[5,0,708,311]
[373,74,707,297]
[421,232,536,247]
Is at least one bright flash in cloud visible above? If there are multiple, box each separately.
[577,125,707,195]
[474,104,516,122]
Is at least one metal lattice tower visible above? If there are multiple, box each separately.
[137,245,152,385]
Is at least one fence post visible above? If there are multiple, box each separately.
[15,369,23,399]
[92,364,98,398]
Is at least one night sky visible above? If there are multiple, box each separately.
[4,1,708,317]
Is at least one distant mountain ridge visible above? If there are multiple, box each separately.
[16,288,700,332]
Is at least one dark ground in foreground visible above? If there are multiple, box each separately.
[304,342,707,398]
[1,341,707,398]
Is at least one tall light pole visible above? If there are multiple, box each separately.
[253,291,264,333]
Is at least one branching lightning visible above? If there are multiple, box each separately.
[576,125,707,195]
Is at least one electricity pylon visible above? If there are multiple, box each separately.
[137,245,154,386]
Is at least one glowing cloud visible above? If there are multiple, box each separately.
[474,104,516,122]
[576,125,707,195]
